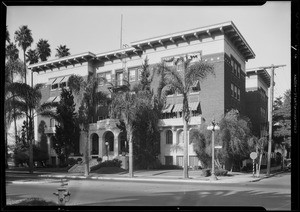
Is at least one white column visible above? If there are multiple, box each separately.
[114,132,119,157]
[46,135,51,162]
[160,130,165,163]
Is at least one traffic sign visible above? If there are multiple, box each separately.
[250,152,258,160]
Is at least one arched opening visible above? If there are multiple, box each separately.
[91,133,99,155]
[103,131,114,156]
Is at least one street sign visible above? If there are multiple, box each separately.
[250,152,258,160]
[215,145,222,149]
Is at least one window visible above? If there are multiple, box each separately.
[59,82,67,89]
[166,130,173,144]
[137,68,142,80]
[231,84,234,97]
[237,88,240,100]
[129,69,136,82]
[177,62,184,72]
[51,83,58,90]
[116,71,123,86]
[231,60,234,73]
[234,86,237,98]
[98,72,111,86]
[50,118,56,127]
[165,156,173,165]
[237,66,240,78]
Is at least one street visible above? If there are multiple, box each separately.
[6,172,290,210]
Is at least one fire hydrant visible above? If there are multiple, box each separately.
[53,179,71,205]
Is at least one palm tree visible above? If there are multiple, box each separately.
[36,39,51,62]
[6,43,19,61]
[157,56,214,179]
[55,45,70,58]
[26,49,39,65]
[6,26,10,44]
[14,25,33,84]
[68,73,108,176]
[6,82,45,173]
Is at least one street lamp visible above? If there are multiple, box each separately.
[105,141,109,159]
[207,119,220,181]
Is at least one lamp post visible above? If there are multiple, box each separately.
[105,141,109,159]
[207,119,220,181]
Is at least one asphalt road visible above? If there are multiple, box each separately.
[5,172,291,210]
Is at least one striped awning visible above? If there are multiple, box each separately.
[46,96,60,103]
[60,75,70,83]
[47,78,57,85]
[189,102,199,111]
[192,80,200,88]
[162,104,174,113]
[173,104,183,112]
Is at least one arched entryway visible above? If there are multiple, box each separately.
[91,133,99,155]
[103,131,114,156]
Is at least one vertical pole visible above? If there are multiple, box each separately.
[211,129,217,180]
[253,159,255,178]
[120,14,123,49]
[29,70,34,174]
[267,65,275,176]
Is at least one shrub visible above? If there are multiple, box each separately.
[215,169,228,176]
[155,164,182,170]
[97,157,102,163]
[11,197,57,206]
[90,159,122,171]
[201,168,211,177]
[201,168,228,177]
[66,158,77,166]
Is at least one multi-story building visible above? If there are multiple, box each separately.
[29,21,256,169]
[245,68,270,138]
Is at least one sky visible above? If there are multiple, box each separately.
[6,2,291,99]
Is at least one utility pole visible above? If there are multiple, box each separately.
[257,64,286,176]
[120,14,123,49]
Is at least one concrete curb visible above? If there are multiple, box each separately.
[36,174,253,184]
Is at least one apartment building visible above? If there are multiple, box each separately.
[29,21,256,168]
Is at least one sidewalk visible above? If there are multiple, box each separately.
[7,168,285,184]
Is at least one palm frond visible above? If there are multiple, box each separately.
[185,61,214,87]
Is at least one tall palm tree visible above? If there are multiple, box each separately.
[14,25,33,84]
[6,26,10,44]
[6,43,19,61]
[157,55,214,179]
[108,60,154,177]
[26,49,39,65]
[7,82,44,173]
[68,73,108,176]
[55,45,70,58]
[36,39,51,62]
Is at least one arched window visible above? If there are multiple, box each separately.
[166,130,173,144]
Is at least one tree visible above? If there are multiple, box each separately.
[55,45,70,58]
[6,43,19,61]
[156,56,214,178]
[36,39,51,62]
[38,120,48,155]
[273,89,291,168]
[6,26,10,43]
[6,82,44,173]
[216,109,254,171]
[52,88,80,165]
[68,73,108,176]
[26,49,39,65]
[14,25,33,84]
[191,124,212,169]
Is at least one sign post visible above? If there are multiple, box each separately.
[250,152,258,178]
